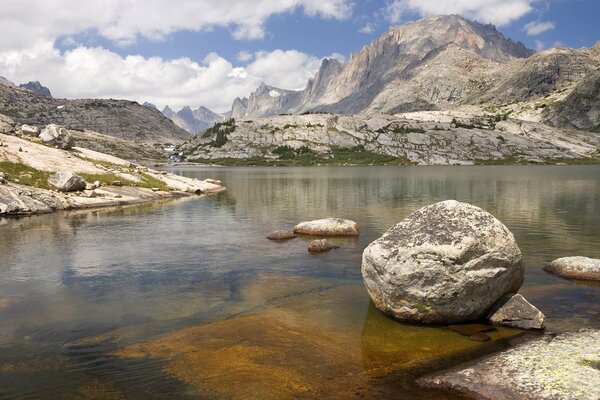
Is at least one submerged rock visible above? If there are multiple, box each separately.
[420,329,600,400]
[488,294,545,330]
[362,200,524,324]
[544,256,600,281]
[48,171,86,192]
[308,239,338,253]
[39,124,73,150]
[294,218,359,236]
[267,230,297,241]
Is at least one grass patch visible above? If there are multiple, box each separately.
[0,161,52,189]
[188,145,414,166]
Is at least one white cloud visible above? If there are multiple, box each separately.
[236,51,253,62]
[359,23,375,34]
[385,0,540,26]
[523,20,555,36]
[0,43,324,113]
[0,0,353,51]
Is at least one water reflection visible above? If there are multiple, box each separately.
[0,166,599,399]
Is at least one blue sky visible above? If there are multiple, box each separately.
[1,0,598,112]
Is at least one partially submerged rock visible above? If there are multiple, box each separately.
[421,329,600,400]
[544,256,600,281]
[294,218,359,236]
[308,239,338,253]
[362,200,524,324]
[47,171,86,192]
[39,124,73,150]
[267,230,297,241]
[488,294,545,330]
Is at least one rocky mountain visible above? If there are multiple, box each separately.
[19,81,52,98]
[0,76,15,87]
[228,14,599,131]
[230,15,535,118]
[161,105,224,134]
[0,83,189,144]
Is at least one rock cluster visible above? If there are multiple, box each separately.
[362,200,525,324]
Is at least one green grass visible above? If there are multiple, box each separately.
[0,161,52,189]
[188,145,414,166]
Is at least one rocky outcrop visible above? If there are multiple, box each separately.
[544,256,600,281]
[488,294,545,330]
[421,329,600,400]
[181,110,600,165]
[361,200,524,324]
[0,114,15,134]
[267,230,297,241]
[308,239,338,253]
[0,84,189,144]
[294,218,359,236]
[47,171,86,192]
[18,81,52,98]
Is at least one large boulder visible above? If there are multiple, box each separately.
[544,256,600,281]
[39,124,73,150]
[20,124,40,136]
[47,171,86,192]
[0,114,15,134]
[362,200,524,324]
[294,218,359,236]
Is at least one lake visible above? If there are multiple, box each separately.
[1,166,599,399]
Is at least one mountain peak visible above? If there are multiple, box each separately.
[19,81,52,98]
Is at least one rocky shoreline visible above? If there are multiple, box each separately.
[0,122,225,217]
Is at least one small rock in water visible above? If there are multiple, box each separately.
[294,218,359,236]
[308,239,338,253]
[267,230,297,241]
[361,200,524,324]
[488,294,545,330]
[544,256,600,281]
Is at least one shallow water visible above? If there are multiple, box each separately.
[0,166,599,399]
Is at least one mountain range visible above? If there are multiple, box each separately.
[227,14,599,131]
[162,105,224,134]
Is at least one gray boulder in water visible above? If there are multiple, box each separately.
[294,218,359,236]
[48,171,86,192]
[361,200,524,324]
[544,256,600,281]
[39,124,73,150]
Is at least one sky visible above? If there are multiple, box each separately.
[0,0,598,113]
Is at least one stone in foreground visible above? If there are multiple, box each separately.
[488,294,545,330]
[420,329,600,400]
[48,171,86,192]
[267,230,297,241]
[308,239,338,253]
[362,200,524,324]
[544,256,600,281]
[294,218,359,236]
[39,124,73,150]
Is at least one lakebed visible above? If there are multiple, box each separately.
[0,165,599,399]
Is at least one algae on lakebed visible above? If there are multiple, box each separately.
[112,274,522,399]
